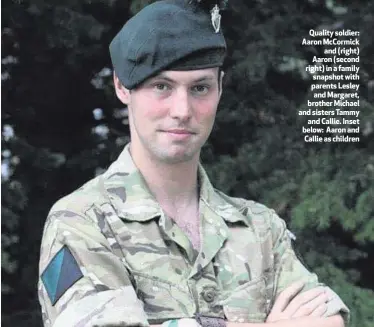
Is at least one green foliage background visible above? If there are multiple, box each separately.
[2,0,373,326]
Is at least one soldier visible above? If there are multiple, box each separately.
[38,1,350,327]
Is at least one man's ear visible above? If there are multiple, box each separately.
[113,73,131,105]
[219,70,225,98]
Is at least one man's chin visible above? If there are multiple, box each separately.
[158,149,197,165]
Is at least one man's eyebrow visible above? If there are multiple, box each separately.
[150,74,175,83]
[150,74,216,83]
[192,76,216,83]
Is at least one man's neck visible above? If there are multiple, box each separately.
[129,144,200,217]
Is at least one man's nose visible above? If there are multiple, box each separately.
[169,89,192,120]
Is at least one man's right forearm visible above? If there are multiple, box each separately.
[227,314,344,327]
[152,314,344,327]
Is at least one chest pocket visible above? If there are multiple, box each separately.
[220,276,269,323]
[132,272,195,321]
[213,223,275,323]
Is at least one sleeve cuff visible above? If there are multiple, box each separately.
[324,287,350,326]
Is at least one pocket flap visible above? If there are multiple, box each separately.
[220,277,268,323]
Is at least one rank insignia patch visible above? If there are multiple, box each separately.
[41,245,83,305]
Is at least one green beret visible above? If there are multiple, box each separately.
[109,0,227,89]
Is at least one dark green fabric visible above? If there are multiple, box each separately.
[109,0,226,89]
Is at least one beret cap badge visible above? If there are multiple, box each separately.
[210,5,221,33]
[190,0,223,32]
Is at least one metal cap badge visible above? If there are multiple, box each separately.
[211,5,221,33]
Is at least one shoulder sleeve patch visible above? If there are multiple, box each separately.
[41,245,83,305]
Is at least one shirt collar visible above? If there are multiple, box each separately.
[101,144,160,221]
[101,143,250,226]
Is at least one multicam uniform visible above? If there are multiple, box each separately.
[38,145,350,327]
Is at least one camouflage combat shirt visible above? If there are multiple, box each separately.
[38,144,350,327]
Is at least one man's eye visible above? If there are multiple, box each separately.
[153,83,170,92]
[192,85,210,95]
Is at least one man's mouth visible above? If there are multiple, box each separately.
[165,129,194,134]
[161,129,196,140]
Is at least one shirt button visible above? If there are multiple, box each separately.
[193,270,203,280]
[202,288,216,303]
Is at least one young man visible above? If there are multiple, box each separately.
[38,1,350,327]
